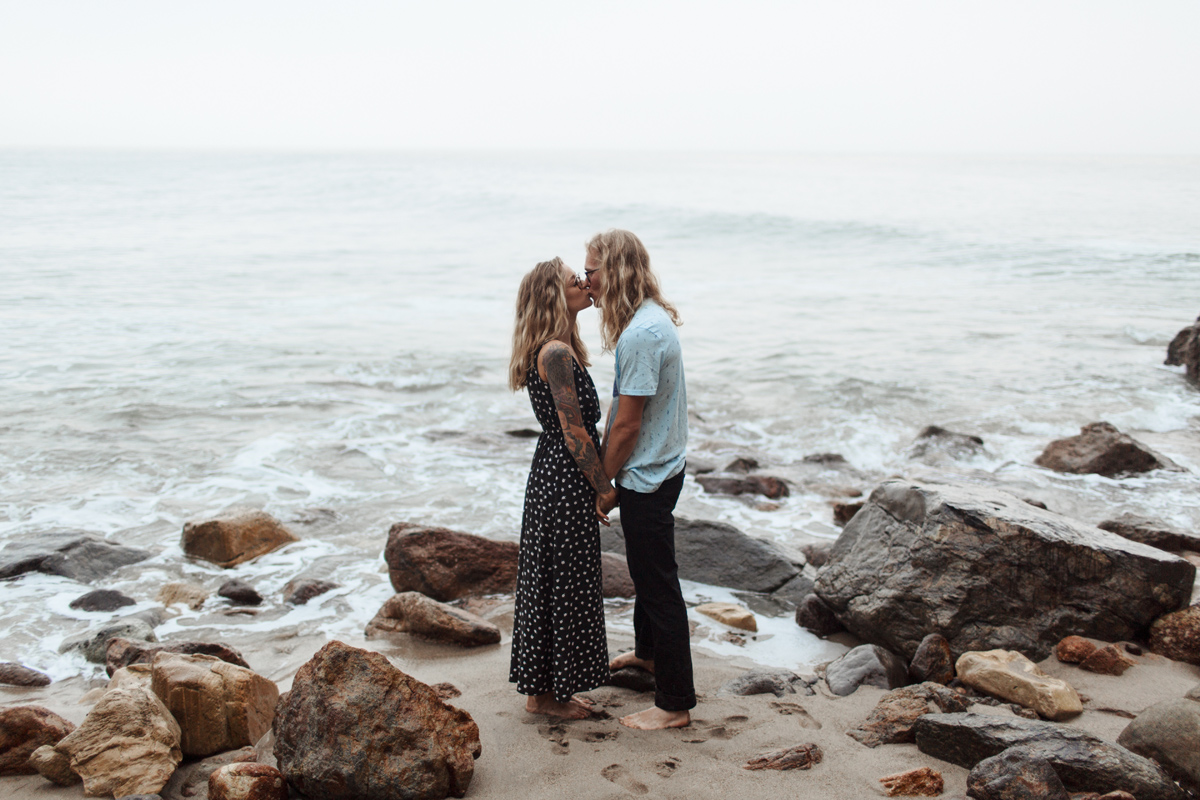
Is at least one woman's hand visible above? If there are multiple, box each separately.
[596,486,618,526]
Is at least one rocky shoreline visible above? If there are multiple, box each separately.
[1,323,1199,799]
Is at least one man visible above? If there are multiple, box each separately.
[585,229,694,730]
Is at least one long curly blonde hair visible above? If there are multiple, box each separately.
[508,258,590,391]
[587,229,680,351]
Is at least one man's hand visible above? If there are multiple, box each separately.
[596,487,618,526]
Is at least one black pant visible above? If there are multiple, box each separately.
[620,469,695,712]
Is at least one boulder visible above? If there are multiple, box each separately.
[1079,644,1134,676]
[1164,315,1200,382]
[28,743,79,785]
[218,579,264,606]
[69,588,137,612]
[796,593,844,636]
[366,592,501,646]
[60,617,158,663]
[209,762,287,800]
[832,502,864,526]
[384,523,518,600]
[182,509,298,568]
[0,662,51,686]
[0,532,150,582]
[772,573,815,606]
[695,474,790,499]
[150,652,279,758]
[908,425,985,462]
[1117,698,1200,795]
[847,682,969,747]
[55,687,182,798]
[111,663,154,692]
[1149,603,1200,665]
[273,640,481,800]
[743,743,822,771]
[966,745,1069,800]
[718,669,810,698]
[0,706,75,776]
[956,650,1082,721]
[825,644,908,697]
[909,633,955,685]
[913,712,1185,800]
[813,479,1195,661]
[157,581,209,609]
[1054,635,1096,663]
[1034,422,1181,477]
[1098,513,1200,554]
[696,602,757,632]
[107,637,251,676]
[880,766,943,797]
[283,579,338,605]
[602,517,801,593]
[600,552,635,598]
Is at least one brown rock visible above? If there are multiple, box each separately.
[1165,315,1200,382]
[1055,635,1097,663]
[957,650,1082,721]
[1079,644,1135,676]
[600,551,635,598]
[273,640,481,800]
[157,581,209,609]
[1149,603,1200,665]
[366,592,501,646]
[1098,513,1200,554]
[0,662,51,686]
[151,652,279,758]
[283,579,338,605]
[796,593,844,637]
[432,683,462,700]
[847,682,970,747]
[28,744,79,785]
[909,633,955,685]
[966,745,1068,800]
[832,501,864,526]
[724,456,759,473]
[209,762,287,800]
[743,743,822,770]
[182,508,298,568]
[55,687,182,798]
[1034,422,1181,477]
[0,706,75,776]
[880,766,944,796]
[218,579,264,606]
[160,745,257,799]
[107,637,251,677]
[695,474,790,499]
[384,522,518,601]
[696,602,757,632]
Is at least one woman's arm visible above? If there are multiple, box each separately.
[540,342,618,504]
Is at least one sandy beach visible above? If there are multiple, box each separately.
[4,615,1198,800]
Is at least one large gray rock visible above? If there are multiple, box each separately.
[825,644,908,696]
[1098,513,1200,554]
[1034,422,1181,476]
[601,517,800,593]
[913,712,1186,800]
[1165,315,1200,383]
[0,532,150,582]
[813,479,1195,660]
[1117,698,1200,795]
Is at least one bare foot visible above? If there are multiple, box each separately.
[525,693,592,719]
[610,651,655,673]
[619,706,690,730]
[572,695,597,707]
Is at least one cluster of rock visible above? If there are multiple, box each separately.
[1166,315,1200,383]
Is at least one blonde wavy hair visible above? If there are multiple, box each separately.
[587,229,681,351]
[508,258,590,391]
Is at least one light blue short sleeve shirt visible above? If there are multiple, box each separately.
[611,300,688,493]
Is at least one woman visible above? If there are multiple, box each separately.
[508,257,618,718]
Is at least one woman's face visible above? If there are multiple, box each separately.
[562,264,593,314]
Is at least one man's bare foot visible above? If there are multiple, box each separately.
[609,651,655,673]
[618,706,690,730]
[525,693,592,719]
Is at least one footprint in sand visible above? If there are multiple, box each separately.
[655,757,681,778]
[681,715,750,743]
[537,722,570,755]
[769,701,822,729]
[601,764,649,795]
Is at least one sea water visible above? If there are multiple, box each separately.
[1,150,1197,676]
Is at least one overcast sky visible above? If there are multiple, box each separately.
[2,1,1197,153]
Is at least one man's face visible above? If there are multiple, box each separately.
[584,252,604,301]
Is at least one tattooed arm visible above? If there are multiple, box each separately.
[539,342,617,508]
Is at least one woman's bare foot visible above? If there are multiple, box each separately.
[609,651,655,673]
[618,706,690,730]
[525,693,592,719]
[572,695,597,707]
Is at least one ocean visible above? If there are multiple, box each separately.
[1,149,1197,677]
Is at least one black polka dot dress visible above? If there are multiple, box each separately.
[509,348,609,703]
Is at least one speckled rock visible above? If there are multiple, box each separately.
[0,706,75,776]
[966,745,1068,800]
[209,762,288,800]
[1149,603,1200,665]
[880,766,944,796]
[909,633,955,684]
[847,682,969,747]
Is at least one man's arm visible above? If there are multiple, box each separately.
[598,394,646,514]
